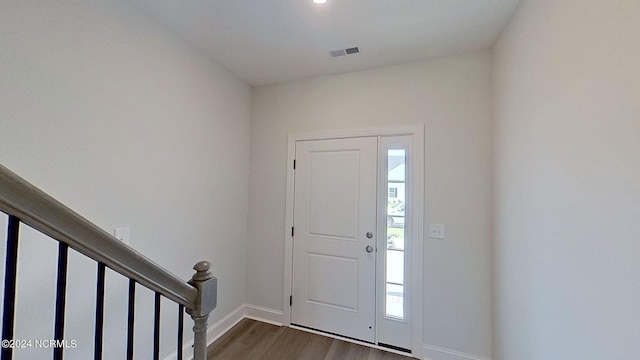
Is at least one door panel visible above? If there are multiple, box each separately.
[307,150,359,239]
[291,137,377,342]
[307,253,358,310]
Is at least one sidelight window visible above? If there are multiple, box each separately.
[385,149,406,320]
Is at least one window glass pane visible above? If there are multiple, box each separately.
[386,283,404,319]
[385,149,406,319]
[386,250,404,284]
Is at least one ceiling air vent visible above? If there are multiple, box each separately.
[330,46,360,57]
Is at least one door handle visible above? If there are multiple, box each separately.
[366,232,373,239]
[365,245,374,253]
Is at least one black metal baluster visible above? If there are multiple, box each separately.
[176,305,184,360]
[1,215,20,360]
[153,292,161,360]
[126,279,135,360]
[94,263,106,360]
[53,242,69,360]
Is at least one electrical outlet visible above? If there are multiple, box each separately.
[114,227,130,245]
[429,223,445,239]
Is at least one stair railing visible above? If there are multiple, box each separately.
[0,163,216,360]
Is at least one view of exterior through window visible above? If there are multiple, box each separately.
[386,149,406,319]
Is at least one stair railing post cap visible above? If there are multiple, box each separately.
[192,261,213,282]
[193,260,211,272]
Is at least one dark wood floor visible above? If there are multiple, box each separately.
[207,319,415,360]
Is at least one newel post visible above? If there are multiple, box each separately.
[187,261,217,360]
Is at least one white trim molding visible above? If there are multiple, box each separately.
[284,125,425,359]
[163,304,284,360]
[244,303,284,326]
[166,304,504,360]
[423,344,491,360]
[163,305,245,360]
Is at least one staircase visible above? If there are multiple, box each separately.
[0,163,216,360]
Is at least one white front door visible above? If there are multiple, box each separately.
[291,137,378,342]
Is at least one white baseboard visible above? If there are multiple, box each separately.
[423,344,491,360]
[206,304,248,344]
[162,304,245,360]
[162,303,283,360]
[164,304,491,360]
[244,303,284,326]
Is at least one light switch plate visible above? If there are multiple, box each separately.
[429,223,445,239]
[114,227,130,245]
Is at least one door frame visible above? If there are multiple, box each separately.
[283,125,424,358]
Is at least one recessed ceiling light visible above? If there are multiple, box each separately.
[312,0,328,4]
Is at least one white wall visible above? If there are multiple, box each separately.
[248,52,494,359]
[0,1,251,359]
[492,1,640,359]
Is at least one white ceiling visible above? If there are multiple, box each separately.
[130,0,521,86]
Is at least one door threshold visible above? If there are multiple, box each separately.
[289,323,414,358]
[378,342,412,354]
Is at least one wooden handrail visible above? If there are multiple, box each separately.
[0,163,198,309]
